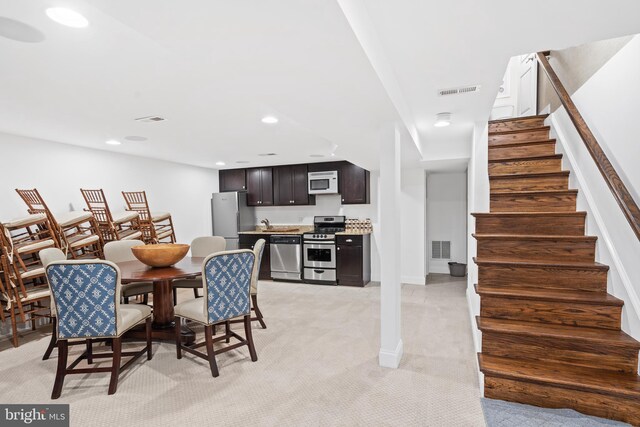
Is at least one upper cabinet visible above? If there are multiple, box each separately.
[308,161,370,204]
[219,169,246,192]
[246,167,273,206]
[273,164,311,206]
[220,160,369,206]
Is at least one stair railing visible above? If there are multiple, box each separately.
[536,51,640,241]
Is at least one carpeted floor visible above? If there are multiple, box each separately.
[0,276,485,426]
[481,398,631,427]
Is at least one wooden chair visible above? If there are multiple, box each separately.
[103,240,153,304]
[174,250,257,377]
[15,188,104,259]
[80,189,142,243]
[46,260,152,398]
[121,191,176,244]
[171,236,226,304]
[0,215,57,347]
[229,238,267,329]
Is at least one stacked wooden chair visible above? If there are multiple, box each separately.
[80,189,142,243]
[15,189,103,259]
[122,191,176,244]
[0,213,57,347]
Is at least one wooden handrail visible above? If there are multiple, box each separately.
[536,51,640,241]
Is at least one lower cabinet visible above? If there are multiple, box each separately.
[336,234,371,287]
[239,234,271,280]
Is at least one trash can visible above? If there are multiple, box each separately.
[448,262,467,277]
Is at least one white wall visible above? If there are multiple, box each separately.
[0,133,218,244]
[547,35,640,340]
[426,172,468,274]
[401,168,427,285]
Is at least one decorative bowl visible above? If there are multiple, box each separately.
[131,243,190,268]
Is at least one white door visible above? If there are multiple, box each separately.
[517,53,538,117]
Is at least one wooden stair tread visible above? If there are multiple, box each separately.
[476,316,640,349]
[479,354,640,398]
[473,233,596,241]
[488,154,562,163]
[473,257,609,270]
[489,139,556,148]
[489,114,549,124]
[489,126,551,136]
[489,171,569,180]
[492,189,578,196]
[472,212,586,218]
[475,284,623,306]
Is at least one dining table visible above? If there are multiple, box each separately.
[117,256,204,344]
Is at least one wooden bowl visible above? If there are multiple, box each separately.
[131,243,190,268]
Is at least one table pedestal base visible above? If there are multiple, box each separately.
[124,322,196,344]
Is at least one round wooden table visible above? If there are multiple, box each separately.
[117,256,204,344]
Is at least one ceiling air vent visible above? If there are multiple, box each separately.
[438,85,481,97]
[134,116,166,123]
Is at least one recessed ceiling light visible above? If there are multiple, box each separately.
[105,139,121,146]
[258,153,277,157]
[236,160,250,164]
[125,135,147,142]
[434,112,452,127]
[215,161,226,166]
[46,8,89,28]
[261,116,278,124]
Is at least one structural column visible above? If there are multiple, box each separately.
[378,123,403,368]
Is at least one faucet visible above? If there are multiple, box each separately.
[260,218,272,230]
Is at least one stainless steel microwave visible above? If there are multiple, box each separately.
[308,171,338,194]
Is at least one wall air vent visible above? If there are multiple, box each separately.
[134,116,166,123]
[431,241,451,259]
[438,85,481,96]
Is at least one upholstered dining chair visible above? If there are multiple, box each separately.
[174,250,257,377]
[229,238,266,329]
[46,260,152,398]
[172,236,226,304]
[104,240,153,304]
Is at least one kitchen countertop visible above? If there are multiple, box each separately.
[238,226,371,235]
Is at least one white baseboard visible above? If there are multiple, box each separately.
[379,339,404,368]
[401,275,425,285]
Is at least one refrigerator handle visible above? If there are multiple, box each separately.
[236,211,240,234]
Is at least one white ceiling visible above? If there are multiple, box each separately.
[1,1,640,171]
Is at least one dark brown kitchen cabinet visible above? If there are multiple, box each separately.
[219,169,246,192]
[246,167,273,206]
[336,234,371,287]
[273,164,311,206]
[308,161,370,205]
[239,234,271,280]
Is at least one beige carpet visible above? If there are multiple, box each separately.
[0,276,484,426]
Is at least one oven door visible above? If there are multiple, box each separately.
[303,242,336,269]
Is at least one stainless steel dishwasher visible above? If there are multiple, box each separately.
[270,235,302,281]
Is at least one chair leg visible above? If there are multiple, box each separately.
[244,315,258,362]
[204,325,219,377]
[252,294,267,329]
[108,337,122,395]
[175,317,182,359]
[225,321,231,343]
[86,339,93,364]
[9,306,19,347]
[42,322,57,360]
[123,296,129,304]
[173,288,178,306]
[143,293,149,305]
[146,318,152,360]
[51,340,68,399]
[193,288,199,298]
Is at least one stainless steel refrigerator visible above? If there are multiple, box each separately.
[211,191,256,250]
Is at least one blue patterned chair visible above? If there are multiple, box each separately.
[228,238,266,329]
[46,260,153,399]
[174,250,257,377]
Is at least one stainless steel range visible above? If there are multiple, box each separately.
[303,216,345,284]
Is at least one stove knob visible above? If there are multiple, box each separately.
[323,234,327,238]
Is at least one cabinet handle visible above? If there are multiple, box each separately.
[337,247,340,251]
[342,198,345,202]
[346,239,353,243]
[243,186,245,189]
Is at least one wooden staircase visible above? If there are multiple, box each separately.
[473,115,640,425]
